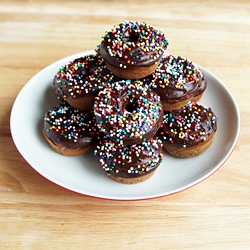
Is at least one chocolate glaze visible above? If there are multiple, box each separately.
[44,104,102,149]
[94,80,163,145]
[53,54,115,102]
[99,20,168,69]
[94,137,163,178]
[151,54,207,103]
[157,101,217,148]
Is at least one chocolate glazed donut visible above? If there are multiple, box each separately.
[157,101,217,158]
[152,54,207,110]
[94,80,163,145]
[99,20,169,79]
[43,104,102,156]
[94,136,163,184]
[53,54,115,110]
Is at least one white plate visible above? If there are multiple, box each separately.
[10,50,240,201]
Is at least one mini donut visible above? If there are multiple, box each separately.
[94,136,163,184]
[43,104,102,156]
[94,80,163,145]
[53,54,116,111]
[99,20,169,79]
[157,101,217,158]
[151,54,207,110]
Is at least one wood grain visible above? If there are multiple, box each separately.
[1,0,250,249]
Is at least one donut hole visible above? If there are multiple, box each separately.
[125,98,139,113]
[127,33,140,43]
[123,29,140,43]
[76,67,90,77]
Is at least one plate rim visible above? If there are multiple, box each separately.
[10,50,241,201]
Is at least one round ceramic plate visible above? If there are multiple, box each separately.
[10,50,240,200]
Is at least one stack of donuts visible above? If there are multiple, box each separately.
[43,20,217,184]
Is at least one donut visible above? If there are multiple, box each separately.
[151,54,207,110]
[157,101,217,158]
[94,136,163,184]
[94,80,163,145]
[99,20,169,79]
[43,104,102,156]
[53,54,116,111]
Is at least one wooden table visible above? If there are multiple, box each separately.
[1,0,250,249]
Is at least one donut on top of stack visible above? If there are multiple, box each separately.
[99,20,169,79]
